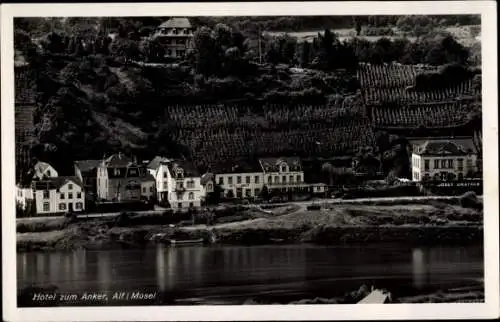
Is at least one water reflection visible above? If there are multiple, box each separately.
[18,244,483,301]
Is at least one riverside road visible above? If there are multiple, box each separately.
[16,195,482,224]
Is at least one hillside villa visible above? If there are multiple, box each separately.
[151,17,194,59]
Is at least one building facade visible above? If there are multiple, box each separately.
[151,18,194,59]
[96,153,145,202]
[165,160,203,209]
[258,157,307,194]
[17,175,86,215]
[74,159,101,195]
[411,140,479,182]
[147,156,173,202]
[214,161,265,199]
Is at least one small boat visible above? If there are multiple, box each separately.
[168,238,204,246]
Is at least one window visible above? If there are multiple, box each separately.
[129,169,137,176]
[296,175,301,182]
[68,193,73,199]
[76,202,83,210]
[43,202,50,212]
[254,188,260,196]
[43,190,49,199]
[178,203,182,208]
[424,160,430,171]
[150,186,154,192]
[207,183,213,191]
[163,172,167,178]
[267,176,272,184]
[245,189,251,197]
[178,193,183,201]
[246,176,251,184]
[458,158,464,171]
[434,160,439,169]
[188,192,194,200]
[187,181,194,189]
[219,177,224,185]
[59,203,66,211]
[448,159,454,169]
[228,177,233,185]
[189,202,194,208]
[114,169,120,176]
[173,29,178,35]
[282,176,287,183]
[441,160,446,169]
[290,175,294,183]
[167,49,172,56]
[183,29,189,35]
[281,165,287,172]
[177,182,184,189]
[47,170,51,177]
[60,193,65,199]
[142,187,146,193]
[237,176,242,184]
[254,176,259,184]
[77,193,82,199]
[274,176,279,183]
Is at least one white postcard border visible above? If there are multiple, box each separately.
[2,1,498,321]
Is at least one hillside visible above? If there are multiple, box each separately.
[14,17,482,178]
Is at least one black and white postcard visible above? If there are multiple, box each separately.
[1,1,498,321]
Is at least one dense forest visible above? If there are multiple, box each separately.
[14,16,481,180]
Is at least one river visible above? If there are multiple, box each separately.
[17,243,483,306]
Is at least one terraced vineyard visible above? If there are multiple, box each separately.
[358,63,481,135]
[371,100,474,129]
[164,96,375,168]
[357,63,440,89]
[362,79,480,105]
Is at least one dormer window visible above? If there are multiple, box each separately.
[281,165,287,172]
[47,170,51,177]
[114,169,120,176]
[172,28,178,35]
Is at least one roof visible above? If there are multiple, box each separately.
[104,153,134,168]
[409,137,478,154]
[32,176,83,191]
[413,140,475,156]
[201,172,214,185]
[259,157,302,172]
[211,159,263,174]
[33,161,52,175]
[75,160,101,173]
[166,160,200,178]
[139,173,156,183]
[147,156,173,170]
[158,18,192,29]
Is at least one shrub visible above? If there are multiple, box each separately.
[459,191,482,209]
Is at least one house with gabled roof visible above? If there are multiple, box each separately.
[16,161,86,215]
[74,159,101,194]
[151,17,195,59]
[411,138,479,182]
[96,152,154,202]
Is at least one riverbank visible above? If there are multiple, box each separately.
[17,199,483,253]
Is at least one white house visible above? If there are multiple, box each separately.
[214,161,265,199]
[258,157,310,194]
[140,173,156,201]
[165,160,203,209]
[27,176,86,215]
[411,139,479,182]
[16,183,34,210]
[201,172,215,195]
[147,156,173,202]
